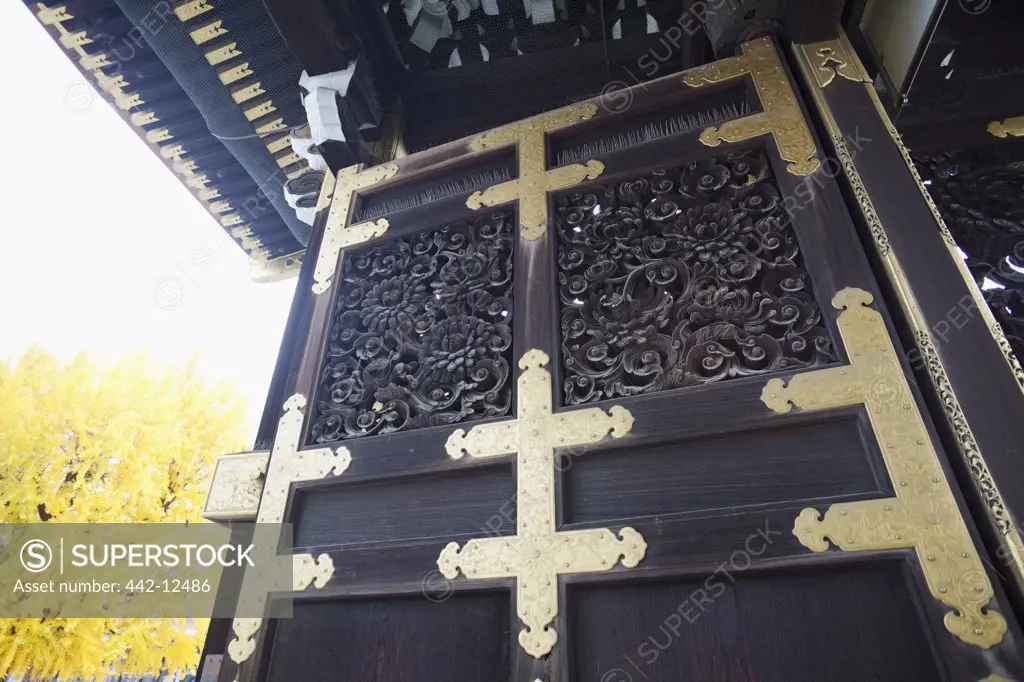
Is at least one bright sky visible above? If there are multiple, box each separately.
[0,3,297,440]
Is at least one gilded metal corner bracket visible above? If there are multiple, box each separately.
[437,349,645,658]
[988,116,1024,139]
[226,394,352,672]
[228,553,334,670]
[683,37,820,177]
[792,33,1024,596]
[762,288,1007,649]
[316,166,336,211]
[313,162,399,295]
[253,394,351,524]
[466,104,605,240]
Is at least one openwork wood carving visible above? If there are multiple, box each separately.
[227,394,351,672]
[555,149,834,405]
[763,288,1007,649]
[683,37,821,176]
[314,162,400,295]
[310,210,515,443]
[466,103,605,240]
[437,350,645,658]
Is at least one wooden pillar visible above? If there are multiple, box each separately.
[792,31,1024,613]
[193,174,335,682]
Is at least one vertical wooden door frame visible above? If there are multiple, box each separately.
[791,30,1024,620]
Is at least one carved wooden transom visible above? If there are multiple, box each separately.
[310,209,516,444]
[555,148,835,405]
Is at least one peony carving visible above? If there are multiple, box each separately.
[555,149,835,405]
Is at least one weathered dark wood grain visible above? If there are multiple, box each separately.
[293,464,515,550]
[569,562,945,682]
[266,594,511,681]
[563,413,887,524]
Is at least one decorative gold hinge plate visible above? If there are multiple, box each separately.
[465,104,605,240]
[683,37,820,176]
[762,288,1007,649]
[437,349,644,658]
[792,34,1024,599]
[313,162,399,295]
[226,394,351,672]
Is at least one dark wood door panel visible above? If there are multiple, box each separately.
[562,411,888,525]
[292,463,515,550]
[266,593,511,681]
[568,561,947,682]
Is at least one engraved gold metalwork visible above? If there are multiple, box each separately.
[292,552,335,590]
[793,34,1024,601]
[202,451,269,521]
[171,8,313,216]
[190,20,227,45]
[174,0,214,22]
[249,250,303,283]
[204,42,241,66]
[36,2,311,274]
[313,162,400,295]
[798,34,871,88]
[466,104,605,240]
[831,133,890,256]
[316,167,336,212]
[254,395,351,524]
[37,5,72,24]
[683,37,820,176]
[855,50,1024,395]
[915,331,1014,534]
[988,116,1024,139]
[227,553,335,667]
[227,394,351,671]
[763,288,1006,649]
[437,349,645,658]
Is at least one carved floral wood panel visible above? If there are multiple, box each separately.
[309,209,515,443]
[555,149,835,405]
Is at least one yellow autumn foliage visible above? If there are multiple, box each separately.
[0,348,248,680]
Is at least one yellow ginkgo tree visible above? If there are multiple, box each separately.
[0,347,248,680]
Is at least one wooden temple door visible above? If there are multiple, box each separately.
[217,37,1024,682]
